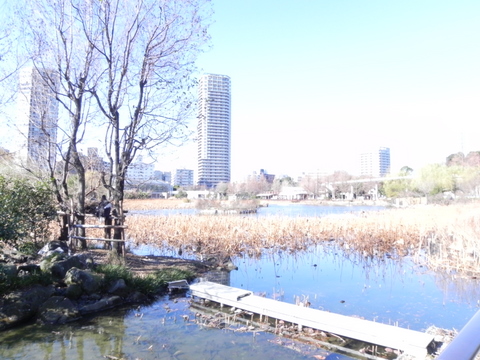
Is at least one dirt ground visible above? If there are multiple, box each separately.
[84,248,211,277]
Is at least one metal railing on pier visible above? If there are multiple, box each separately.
[437,309,480,360]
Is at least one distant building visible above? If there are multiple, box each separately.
[126,157,155,183]
[360,147,390,177]
[174,169,194,187]
[14,67,59,167]
[248,169,275,183]
[154,170,172,184]
[197,73,231,188]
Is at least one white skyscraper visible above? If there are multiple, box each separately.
[197,74,231,188]
[360,147,391,178]
[15,67,58,167]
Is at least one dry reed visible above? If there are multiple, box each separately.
[85,202,480,275]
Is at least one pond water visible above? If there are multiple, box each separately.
[131,203,387,218]
[1,204,479,359]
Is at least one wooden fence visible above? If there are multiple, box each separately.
[60,212,128,256]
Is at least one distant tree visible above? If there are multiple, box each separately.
[325,171,352,199]
[415,164,457,198]
[399,166,414,176]
[446,152,465,167]
[299,174,323,198]
[465,152,480,167]
[215,182,230,198]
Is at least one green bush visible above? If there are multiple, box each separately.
[0,268,53,296]
[0,175,57,245]
[94,264,194,295]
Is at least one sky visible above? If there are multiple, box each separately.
[161,0,480,181]
[1,1,479,182]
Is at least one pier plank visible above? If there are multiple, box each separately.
[190,281,433,358]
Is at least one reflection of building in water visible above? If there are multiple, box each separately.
[201,270,231,286]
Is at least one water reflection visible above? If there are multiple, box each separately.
[229,243,480,331]
[3,236,480,358]
[0,298,334,360]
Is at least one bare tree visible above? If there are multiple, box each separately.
[16,0,104,248]
[83,0,211,251]
[9,1,210,251]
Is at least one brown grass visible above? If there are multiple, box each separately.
[85,201,480,275]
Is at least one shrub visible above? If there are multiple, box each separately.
[0,175,57,246]
[0,267,53,296]
[94,264,194,295]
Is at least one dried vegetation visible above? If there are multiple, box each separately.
[94,201,480,276]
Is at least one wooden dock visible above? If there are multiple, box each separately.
[189,281,434,358]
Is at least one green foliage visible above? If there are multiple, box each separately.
[383,177,414,198]
[0,175,57,245]
[17,242,41,256]
[94,264,194,295]
[0,269,53,296]
[415,164,457,196]
[95,264,133,287]
[175,190,188,198]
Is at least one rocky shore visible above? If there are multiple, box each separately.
[0,242,217,332]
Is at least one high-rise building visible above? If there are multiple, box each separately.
[15,67,59,167]
[197,74,231,188]
[174,168,194,187]
[360,147,391,177]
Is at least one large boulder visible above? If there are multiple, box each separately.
[107,279,131,297]
[38,296,80,324]
[40,254,92,280]
[64,268,102,295]
[38,240,70,257]
[0,285,55,331]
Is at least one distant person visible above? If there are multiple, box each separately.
[97,195,113,248]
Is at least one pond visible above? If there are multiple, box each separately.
[1,204,479,359]
[129,203,387,218]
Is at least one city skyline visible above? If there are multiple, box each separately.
[160,0,480,181]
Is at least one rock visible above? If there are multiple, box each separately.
[107,279,131,297]
[38,296,80,324]
[40,254,92,280]
[64,268,102,295]
[38,241,70,257]
[0,285,55,331]
[79,296,123,315]
[0,264,18,279]
[17,264,41,275]
[65,284,83,300]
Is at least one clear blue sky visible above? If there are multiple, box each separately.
[165,0,480,181]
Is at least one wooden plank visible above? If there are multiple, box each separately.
[190,281,433,358]
[70,224,128,229]
[68,236,125,242]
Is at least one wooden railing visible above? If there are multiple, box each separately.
[63,212,128,256]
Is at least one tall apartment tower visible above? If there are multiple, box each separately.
[360,147,391,178]
[197,74,231,188]
[15,67,58,167]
